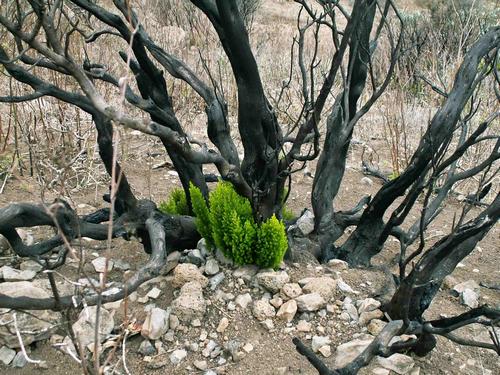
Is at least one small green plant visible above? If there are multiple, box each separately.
[190,181,288,269]
[158,187,189,215]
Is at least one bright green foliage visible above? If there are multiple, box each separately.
[189,181,288,268]
[158,187,189,215]
[189,182,212,246]
[256,215,288,268]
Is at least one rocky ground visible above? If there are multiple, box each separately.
[0,208,498,375]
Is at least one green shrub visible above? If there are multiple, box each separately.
[158,187,189,215]
[190,182,213,245]
[255,215,288,268]
[190,181,288,269]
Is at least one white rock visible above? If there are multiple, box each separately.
[312,336,331,352]
[337,279,355,294]
[171,281,206,323]
[146,287,162,299]
[170,349,187,365]
[242,343,254,353]
[368,319,387,335]
[252,299,276,321]
[216,317,229,333]
[276,300,297,323]
[141,307,170,340]
[451,280,480,296]
[296,210,315,236]
[377,353,415,374]
[359,309,384,326]
[204,258,220,276]
[72,306,114,349]
[1,266,36,281]
[172,263,208,288]
[318,345,331,358]
[281,283,302,299]
[295,293,326,312]
[193,359,208,370]
[256,271,290,293]
[333,338,373,368]
[91,257,114,273]
[0,346,16,365]
[235,293,252,309]
[460,288,479,308]
[327,259,349,272]
[19,260,43,273]
[296,320,312,332]
[356,298,381,315]
[302,277,337,301]
[0,282,60,348]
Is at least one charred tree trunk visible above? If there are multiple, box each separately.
[312,1,376,258]
[94,113,137,215]
[386,193,500,321]
[340,27,500,266]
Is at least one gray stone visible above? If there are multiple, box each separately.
[138,340,156,356]
[302,277,337,301]
[276,300,297,323]
[91,257,114,273]
[113,259,131,271]
[233,265,259,281]
[141,307,170,340]
[0,346,16,365]
[256,271,290,293]
[205,258,220,276]
[252,299,276,321]
[343,303,359,323]
[186,249,205,267]
[295,293,326,312]
[312,336,331,352]
[1,266,36,281]
[171,281,206,323]
[170,349,187,365]
[161,251,181,275]
[224,339,242,362]
[296,210,315,236]
[0,282,60,348]
[209,272,225,291]
[72,306,114,349]
[0,235,11,254]
[197,238,209,257]
[11,351,27,368]
[172,263,208,288]
[215,248,233,266]
[377,353,415,374]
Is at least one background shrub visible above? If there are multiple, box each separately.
[158,187,189,215]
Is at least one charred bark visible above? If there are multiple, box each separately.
[340,27,500,266]
[312,0,376,257]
